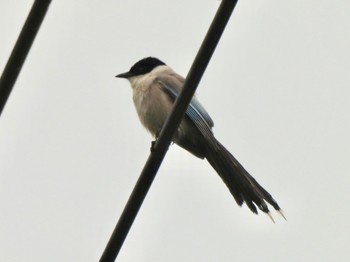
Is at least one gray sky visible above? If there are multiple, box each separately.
[1,1,350,261]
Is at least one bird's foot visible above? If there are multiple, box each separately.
[150,129,162,152]
[151,139,157,152]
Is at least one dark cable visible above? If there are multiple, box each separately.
[100,0,239,261]
[0,0,52,116]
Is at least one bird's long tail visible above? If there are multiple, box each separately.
[205,138,283,217]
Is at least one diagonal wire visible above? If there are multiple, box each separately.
[0,0,52,117]
[100,0,239,261]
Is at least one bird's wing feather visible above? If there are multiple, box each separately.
[157,76,216,144]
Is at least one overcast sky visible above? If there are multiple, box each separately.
[1,1,350,261]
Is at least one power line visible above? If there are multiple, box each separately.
[100,0,239,261]
[0,0,52,116]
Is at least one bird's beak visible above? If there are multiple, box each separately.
[115,71,133,78]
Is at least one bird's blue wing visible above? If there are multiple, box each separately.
[158,80,215,142]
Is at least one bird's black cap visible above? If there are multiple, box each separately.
[116,57,166,78]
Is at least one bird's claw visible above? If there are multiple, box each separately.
[150,128,162,152]
[151,140,157,152]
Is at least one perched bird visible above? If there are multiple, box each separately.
[116,57,284,220]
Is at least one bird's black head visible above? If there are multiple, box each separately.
[116,57,166,79]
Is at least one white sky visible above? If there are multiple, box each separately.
[1,1,350,261]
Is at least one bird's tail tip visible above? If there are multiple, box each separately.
[266,209,287,223]
[277,209,287,221]
[267,212,275,223]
